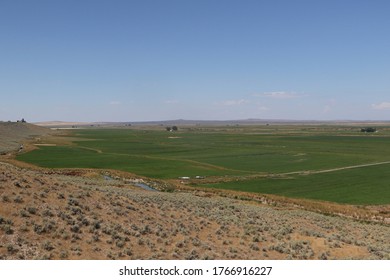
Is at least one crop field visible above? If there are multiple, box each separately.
[17,125,390,205]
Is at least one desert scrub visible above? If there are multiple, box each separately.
[42,209,54,217]
[288,240,314,259]
[185,249,199,260]
[300,229,325,238]
[269,242,290,254]
[140,225,152,235]
[367,246,389,259]
[7,244,18,254]
[90,220,101,231]
[91,234,100,242]
[20,223,29,232]
[191,237,201,247]
[57,193,65,199]
[39,191,47,198]
[33,220,57,235]
[318,251,330,260]
[81,217,90,226]
[1,224,14,235]
[102,225,113,235]
[252,235,265,242]
[67,198,80,207]
[13,196,24,203]
[70,224,81,233]
[116,240,125,248]
[19,209,30,218]
[124,249,133,256]
[60,250,69,259]
[70,246,82,256]
[68,206,83,216]
[42,240,54,251]
[250,243,260,251]
[26,206,38,215]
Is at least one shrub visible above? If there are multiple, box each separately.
[92,234,100,242]
[33,224,45,234]
[27,207,37,215]
[116,240,125,248]
[60,250,69,259]
[42,241,54,251]
[13,196,23,203]
[7,244,18,254]
[250,243,260,251]
[2,224,14,235]
[42,209,54,217]
[70,225,81,233]
[19,209,29,218]
[319,252,328,260]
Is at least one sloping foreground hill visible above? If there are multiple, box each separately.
[0,162,389,260]
[0,122,51,153]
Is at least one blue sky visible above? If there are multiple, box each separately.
[1,0,390,122]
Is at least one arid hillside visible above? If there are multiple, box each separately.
[0,122,51,153]
[1,162,389,260]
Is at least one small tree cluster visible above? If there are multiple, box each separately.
[361,127,376,133]
[165,126,178,132]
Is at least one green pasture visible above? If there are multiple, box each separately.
[206,164,390,205]
[17,126,390,204]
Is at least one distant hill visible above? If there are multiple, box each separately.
[35,119,390,128]
[34,121,91,127]
[0,122,51,153]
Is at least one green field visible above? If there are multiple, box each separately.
[17,125,390,204]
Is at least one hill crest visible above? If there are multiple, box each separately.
[0,122,51,153]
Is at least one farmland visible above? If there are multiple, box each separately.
[17,124,390,205]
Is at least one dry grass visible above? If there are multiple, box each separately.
[175,184,390,224]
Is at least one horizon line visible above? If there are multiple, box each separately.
[31,118,390,125]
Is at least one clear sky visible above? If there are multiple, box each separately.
[1,0,390,122]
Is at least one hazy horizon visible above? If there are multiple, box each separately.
[1,1,390,122]
[31,117,390,124]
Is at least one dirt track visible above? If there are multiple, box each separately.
[283,161,390,176]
